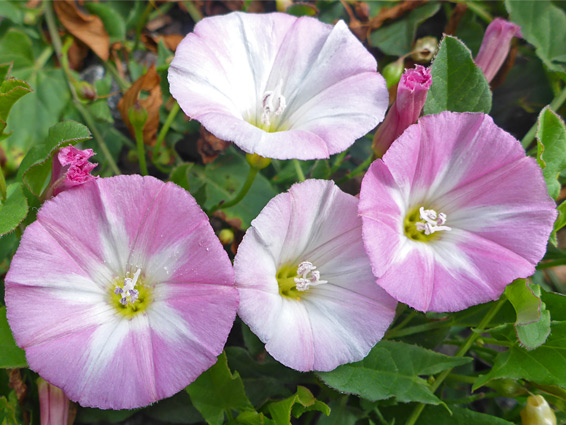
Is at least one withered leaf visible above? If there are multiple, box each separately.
[54,0,110,61]
[197,126,230,164]
[118,65,162,146]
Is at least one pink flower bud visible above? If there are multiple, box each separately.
[475,18,521,83]
[48,146,98,197]
[38,379,70,425]
[372,65,432,157]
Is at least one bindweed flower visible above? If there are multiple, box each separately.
[359,112,556,313]
[6,175,238,409]
[37,379,70,425]
[372,65,432,158]
[234,179,397,371]
[475,18,521,83]
[49,145,98,197]
[168,12,388,160]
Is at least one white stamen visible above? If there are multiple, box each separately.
[260,79,286,127]
[417,207,452,236]
[294,261,327,292]
[115,268,142,305]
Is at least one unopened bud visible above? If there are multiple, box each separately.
[74,81,97,103]
[382,60,405,89]
[521,395,556,425]
[246,153,271,170]
[129,102,148,130]
[38,378,70,425]
[219,229,235,245]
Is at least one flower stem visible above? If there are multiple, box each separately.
[385,317,453,339]
[44,0,120,176]
[182,1,203,22]
[104,61,130,91]
[209,166,259,214]
[328,150,348,176]
[293,159,305,182]
[522,85,566,149]
[404,297,506,425]
[153,101,180,159]
[336,154,375,185]
[0,164,6,202]
[134,126,148,176]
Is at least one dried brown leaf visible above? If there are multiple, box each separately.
[118,65,162,146]
[54,0,110,61]
[197,127,230,164]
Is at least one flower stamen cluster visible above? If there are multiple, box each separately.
[294,261,327,292]
[416,207,451,236]
[261,79,286,129]
[114,268,142,305]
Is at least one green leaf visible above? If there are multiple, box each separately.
[418,405,515,424]
[316,399,359,425]
[0,30,71,150]
[265,386,330,425]
[0,183,28,236]
[474,321,566,390]
[84,2,126,43]
[424,35,492,115]
[18,121,92,197]
[0,306,27,368]
[369,3,441,56]
[536,106,566,199]
[505,0,566,74]
[186,352,254,425]
[318,341,471,404]
[236,411,273,425]
[144,391,204,424]
[286,3,318,17]
[169,163,191,192]
[186,148,277,229]
[0,394,19,425]
[0,63,13,82]
[0,78,32,128]
[75,407,138,423]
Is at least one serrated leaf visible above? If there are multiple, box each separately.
[474,321,566,390]
[505,0,566,74]
[0,306,27,368]
[317,341,471,404]
[536,106,566,199]
[0,78,32,131]
[369,3,441,56]
[0,183,28,236]
[187,148,277,229]
[265,386,330,425]
[186,352,254,425]
[18,121,92,197]
[424,35,492,115]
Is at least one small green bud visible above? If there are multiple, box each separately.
[382,60,404,89]
[218,229,235,245]
[521,395,557,425]
[246,153,271,170]
[129,102,148,130]
[74,81,97,103]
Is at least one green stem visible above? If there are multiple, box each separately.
[386,317,453,339]
[35,45,53,71]
[153,101,180,159]
[182,1,203,22]
[293,159,305,182]
[134,1,154,51]
[0,164,6,202]
[44,0,120,176]
[134,126,148,176]
[387,310,418,335]
[328,150,347,176]
[104,61,130,91]
[522,85,566,149]
[336,154,374,185]
[209,167,259,213]
[404,297,506,425]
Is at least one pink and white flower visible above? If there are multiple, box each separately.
[234,179,397,372]
[6,175,238,409]
[168,12,388,160]
[359,112,556,313]
[49,145,98,196]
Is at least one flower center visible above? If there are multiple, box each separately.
[277,261,327,300]
[110,268,152,318]
[260,79,286,131]
[404,207,451,242]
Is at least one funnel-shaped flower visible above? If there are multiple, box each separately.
[38,379,70,425]
[475,18,521,83]
[168,12,388,160]
[359,112,556,313]
[372,65,432,157]
[6,175,238,409]
[235,179,397,371]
